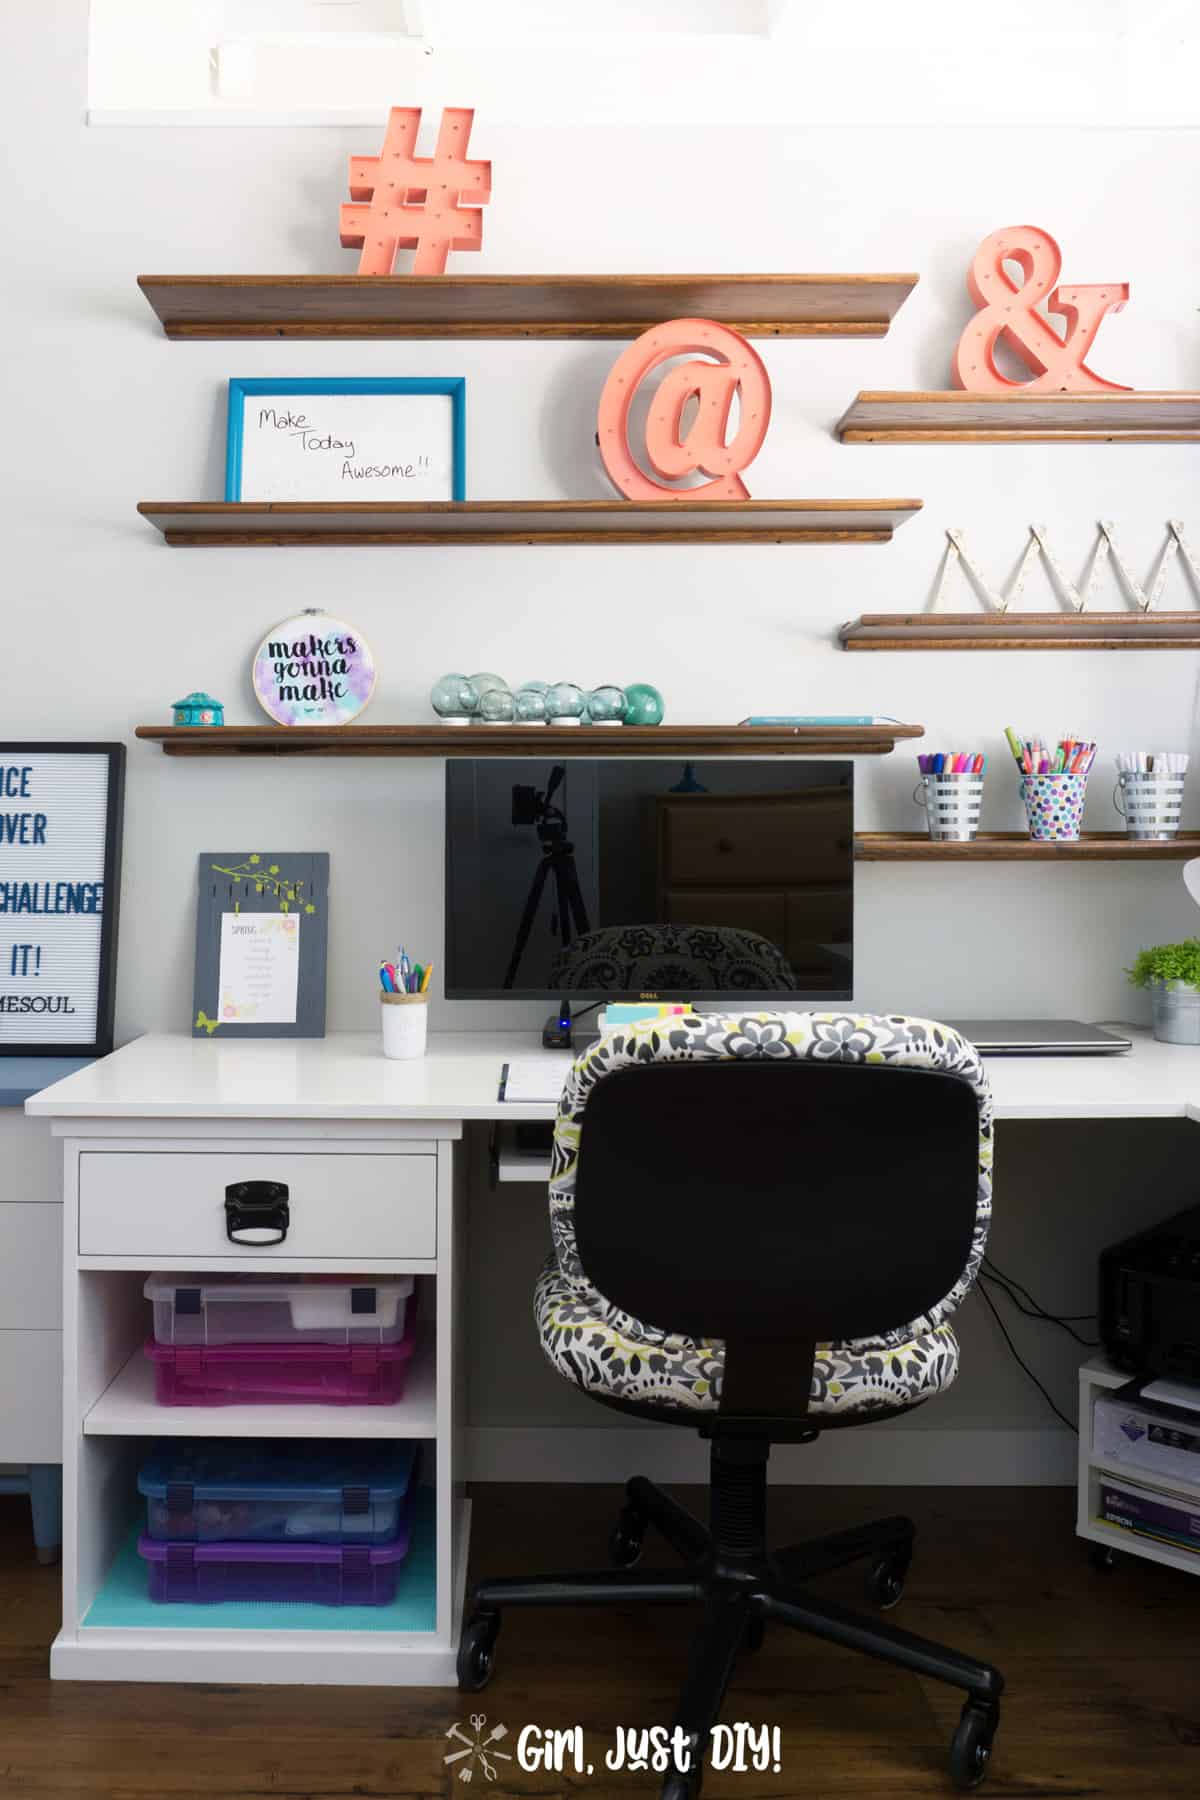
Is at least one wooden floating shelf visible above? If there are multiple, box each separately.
[134,724,925,759]
[856,832,1200,861]
[137,273,919,341]
[836,390,1200,444]
[137,498,923,548]
[841,612,1200,651]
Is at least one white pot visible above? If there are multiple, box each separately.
[381,994,428,1059]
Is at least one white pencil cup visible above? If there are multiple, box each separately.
[381,993,428,1060]
[1114,770,1186,841]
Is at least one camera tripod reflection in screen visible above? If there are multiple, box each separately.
[503,765,592,990]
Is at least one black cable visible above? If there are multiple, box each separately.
[982,1272,1098,1346]
[976,1277,1079,1435]
[980,1268,1100,1348]
[983,1254,1098,1324]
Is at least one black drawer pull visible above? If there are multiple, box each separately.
[224,1181,290,1246]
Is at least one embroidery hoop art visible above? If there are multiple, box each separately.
[252,609,377,727]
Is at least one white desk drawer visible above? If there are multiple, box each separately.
[78,1150,436,1260]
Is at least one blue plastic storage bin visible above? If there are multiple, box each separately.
[138,1439,419,1544]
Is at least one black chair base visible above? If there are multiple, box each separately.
[458,1453,1004,1798]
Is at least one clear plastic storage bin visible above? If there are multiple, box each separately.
[145,1273,415,1347]
[138,1439,419,1543]
[138,1528,412,1605]
[144,1309,417,1406]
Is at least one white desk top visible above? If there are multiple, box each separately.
[21,1027,1200,1125]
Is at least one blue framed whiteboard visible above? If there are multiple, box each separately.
[225,378,466,503]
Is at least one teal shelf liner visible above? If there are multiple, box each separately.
[84,1489,436,1634]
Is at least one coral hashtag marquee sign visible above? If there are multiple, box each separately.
[340,106,491,276]
[952,225,1129,394]
[597,319,772,502]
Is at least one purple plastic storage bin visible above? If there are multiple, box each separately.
[138,1517,411,1605]
[144,1309,417,1407]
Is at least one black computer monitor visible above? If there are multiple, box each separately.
[444,759,853,1003]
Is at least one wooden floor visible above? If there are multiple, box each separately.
[1,1484,1197,1798]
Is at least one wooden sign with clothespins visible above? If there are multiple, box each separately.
[841,521,1200,649]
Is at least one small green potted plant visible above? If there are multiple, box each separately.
[1127,939,1200,1043]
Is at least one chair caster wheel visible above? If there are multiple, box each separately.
[610,1503,645,1569]
[865,1549,910,1610]
[949,1698,999,1791]
[457,1610,500,1692]
[1089,1542,1120,1573]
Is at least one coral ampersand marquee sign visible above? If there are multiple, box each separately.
[597,319,772,502]
[953,225,1130,394]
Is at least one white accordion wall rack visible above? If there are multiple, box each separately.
[841,521,1200,650]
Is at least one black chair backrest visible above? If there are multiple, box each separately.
[573,1059,980,1351]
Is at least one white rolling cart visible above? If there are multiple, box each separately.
[1077,1354,1200,1576]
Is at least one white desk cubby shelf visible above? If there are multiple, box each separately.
[58,1117,467,1685]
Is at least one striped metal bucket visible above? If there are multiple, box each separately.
[1114,771,1186,840]
[914,774,985,842]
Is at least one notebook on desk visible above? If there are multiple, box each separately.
[498,1056,575,1104]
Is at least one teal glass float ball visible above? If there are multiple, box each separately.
[586,685,628,726]
[546,682,585,725]
[469,671,508,699]
[514,685,549,725]
[622,682,665,727]
[478,685,515,724]
[430,673,479,725]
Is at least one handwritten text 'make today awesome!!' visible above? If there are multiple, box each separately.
[257,408,431,484]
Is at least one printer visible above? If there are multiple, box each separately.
[1101,1201,1200,1380]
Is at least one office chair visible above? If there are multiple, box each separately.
[549,922,798,994]
[458,1011,1004,1798]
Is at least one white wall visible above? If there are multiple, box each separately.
[5,2,1200,1471]
[7,7,1200,1038]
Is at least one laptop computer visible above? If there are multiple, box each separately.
[943,1020,1132,1056]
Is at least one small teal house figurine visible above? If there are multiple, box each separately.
[172,692,224,727]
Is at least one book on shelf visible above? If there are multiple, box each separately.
[738,715,900,727]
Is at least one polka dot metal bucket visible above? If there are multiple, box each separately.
[1020,773,1087,842]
